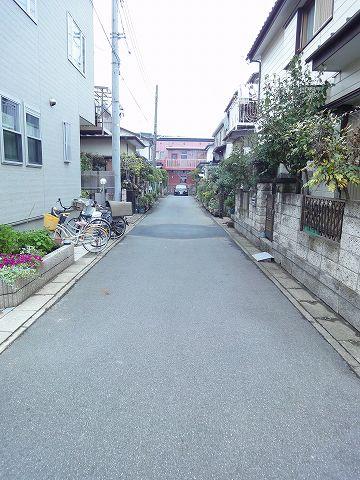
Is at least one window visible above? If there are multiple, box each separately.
[300,0,315,48]
[14,0,37,21]
[1,97,23,164]
[26,111,42,166]
[180,151,187,159]
[297,0,333,51]
[67,13,86,75]
[171,153,178,159]
[314,0,334,32]
[63,122,71,162]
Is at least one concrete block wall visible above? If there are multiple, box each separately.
[234,189,360,329]
[234,184,271,246]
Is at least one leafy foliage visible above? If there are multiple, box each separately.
[121,154,167,191]
[218,148,257,191]
[17,230,56,256]
[80,152,93,172]
[301,114,360,195]
[0,226,56,256]
[0,225,20,254]
[256,56,329,178]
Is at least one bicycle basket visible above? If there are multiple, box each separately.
[43,213,59,231]
[72,198,86,211]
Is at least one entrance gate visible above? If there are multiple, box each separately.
[265,193,275,241]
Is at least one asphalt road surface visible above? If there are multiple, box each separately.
[1,196,360,480]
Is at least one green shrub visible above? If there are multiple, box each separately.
[0,225,56,256]
[138,196,148,207]
[18,230,56,256]
[0,225,20,254]
[224,195,235,210]
[208,198,220,215]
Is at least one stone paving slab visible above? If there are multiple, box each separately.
[0,310,34,331]
[264,264,291,279]
[275,276,302,290]
[0,331,12,343]
[340,340,360,362]
[318,319,360,341]
[0,307,13,319]
[36,282,67,295]
[51,272,77,283]
[287,288,317,303]
[15,295,53,311]
[301,301,339,319]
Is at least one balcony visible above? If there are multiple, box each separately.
[223,99,257,142]
[163,158,204,170]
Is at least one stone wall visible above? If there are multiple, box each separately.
[234,183,271,246]
[234,189,360,329]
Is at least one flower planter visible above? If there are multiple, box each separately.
[0,244,74,309]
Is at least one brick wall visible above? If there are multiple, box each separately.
[234,188,360,329]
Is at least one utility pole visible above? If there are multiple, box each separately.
[112,0,121,201]
[152,84,158,166]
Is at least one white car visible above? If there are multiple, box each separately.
[174,184,188,196]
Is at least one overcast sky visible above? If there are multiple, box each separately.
[93,0,275,137]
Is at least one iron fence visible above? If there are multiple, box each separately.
[300,196,345,242]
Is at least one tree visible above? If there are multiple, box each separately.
[301,114,360,198]
[190,168,201,185]
[255,56,329,183]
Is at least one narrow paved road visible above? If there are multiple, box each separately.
[1,197,360,480]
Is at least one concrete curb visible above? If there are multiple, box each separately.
[210,212,360,378]
[0,212,147,355]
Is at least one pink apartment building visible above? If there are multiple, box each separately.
[156,137,213,193]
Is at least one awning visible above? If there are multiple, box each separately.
[306,11,360,72]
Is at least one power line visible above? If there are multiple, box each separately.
[121,76,150,122]
[115,0,131,54]
[90,0,151,125]
[89,0,119,62]
[119,0,152,91]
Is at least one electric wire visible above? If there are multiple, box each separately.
[90,0,152,125]
[119,0,152,91]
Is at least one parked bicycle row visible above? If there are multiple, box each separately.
[44,198,133,253]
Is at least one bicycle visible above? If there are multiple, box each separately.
[66,198,128,239]
[49,202,110,253]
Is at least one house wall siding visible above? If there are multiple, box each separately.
[259,0,360,104]
[80,137,137,157]
[0,0,94,225]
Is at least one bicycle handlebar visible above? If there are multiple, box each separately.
[57,198,72,211]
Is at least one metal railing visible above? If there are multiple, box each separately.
[238,100,257,123]
[300,196,345,242]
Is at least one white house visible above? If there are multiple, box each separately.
[222,75,259,152]
[0,0,94,224]
[211,74,259,163]
[80,126,147,168]
[247,0,360,198]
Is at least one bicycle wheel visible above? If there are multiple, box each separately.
[111,217,127,238]
[82,224,109,253]
[89,218,111,240]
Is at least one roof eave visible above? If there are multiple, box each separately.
[246,0,286,62]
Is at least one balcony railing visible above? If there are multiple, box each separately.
[238,100,257,123]
[300,196,345,242]
[164,158,204,169]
